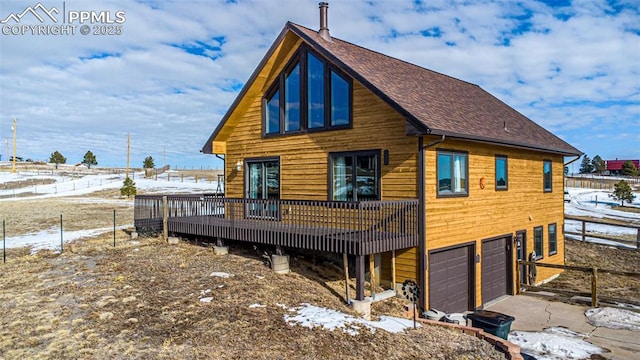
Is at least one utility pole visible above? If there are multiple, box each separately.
[126,133,130,178]
[163,145,166,168]
[11,118,17,173]
[5,139,8,163]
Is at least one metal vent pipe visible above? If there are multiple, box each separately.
[319,2,330,41]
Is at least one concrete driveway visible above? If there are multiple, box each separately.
[487,295,640,360]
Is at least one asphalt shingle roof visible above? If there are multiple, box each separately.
[203,22,581,156]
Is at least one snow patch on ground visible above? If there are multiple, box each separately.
[3,225,129,253]
[585,307,640,331]
[209,272,233,278]
[284,303,418,335]
[565,188,640,223]
[509,327,605,360]
[0,171,221,201]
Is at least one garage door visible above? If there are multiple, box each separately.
[429,245,473,313]
[481,236,510,305]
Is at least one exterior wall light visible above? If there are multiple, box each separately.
[236,160,243,171]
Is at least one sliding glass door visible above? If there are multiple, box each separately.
[246,158,280,218]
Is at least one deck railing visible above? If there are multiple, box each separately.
[134,195,419,255]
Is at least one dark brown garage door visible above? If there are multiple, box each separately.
[429,245,474,313]
[481,236,510,305]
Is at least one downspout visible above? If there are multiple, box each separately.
[417,134,445,313]
[563,154,581,173]
[215,154,225,196]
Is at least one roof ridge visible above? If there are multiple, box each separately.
[288,22,480,89]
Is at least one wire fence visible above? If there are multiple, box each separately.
[2,210,127,263]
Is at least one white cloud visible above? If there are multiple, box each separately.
[0,0,638,167]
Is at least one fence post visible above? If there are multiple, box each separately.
[60,214,63,252]
[582,221,586,242]
[591,267,598,307]
[636,228,640,252]
[515,260,521,295]
[162,196,168,241]
[3,219,5,264]
[113,209,116,247]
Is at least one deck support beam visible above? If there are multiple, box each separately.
[355,255,365,300]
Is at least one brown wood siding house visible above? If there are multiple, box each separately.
[201,8,581,313]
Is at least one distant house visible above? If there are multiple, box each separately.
[605,159,639,175]
[139,4,581,313]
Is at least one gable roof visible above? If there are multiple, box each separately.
[202,22,581,156]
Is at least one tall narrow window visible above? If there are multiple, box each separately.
[284,63,301,132]
[330,70,350,127]
[265,90,280,134]
[330,151,379,201]
[534,226,543,260]
[437,150,468,196]
[495,155,508,190]
[307,52,325,129]
[548,223,557,256]
[543,160,552,192]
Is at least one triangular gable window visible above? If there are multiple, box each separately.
[263,46,352,136]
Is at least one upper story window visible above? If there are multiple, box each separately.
[330,150,380,201]
[543,160,552,192]
[265,90,280,134]
[263,47,352,136]
[495,155,508,190]
[284,63,301,132]
[437,150,468,197]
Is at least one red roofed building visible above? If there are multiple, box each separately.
[606,159,639,174]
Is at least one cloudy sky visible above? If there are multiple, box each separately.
[0,0,638,170]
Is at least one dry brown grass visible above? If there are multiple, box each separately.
[544,239,640,303]
[0,194,132,237]
[0,191,504,359]
[0,233,504,360]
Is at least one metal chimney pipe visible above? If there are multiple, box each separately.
[319,2,330,41]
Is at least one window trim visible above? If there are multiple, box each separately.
[262,46,353,138]
[495,155,508,191]
[543,159,552,193]
[328,149,381,202]
[548,223,557,256]
[436,149,469,198]
[533,226,544,260]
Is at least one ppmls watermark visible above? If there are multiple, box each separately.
[1,2,126,36]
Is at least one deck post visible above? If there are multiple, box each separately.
[369,254,376,300]
[391,250,396,292]
[355,255,365,300]
[343,253,350,304]
[162,196,168,240]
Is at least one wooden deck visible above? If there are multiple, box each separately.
[134,195,419,256]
